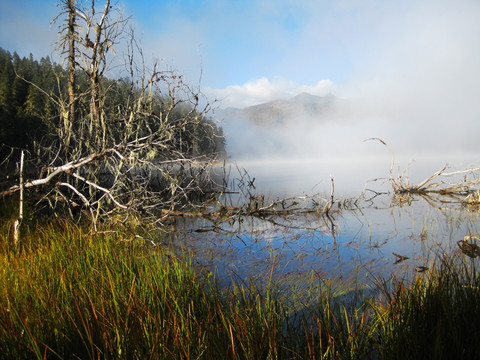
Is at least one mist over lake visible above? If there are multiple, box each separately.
[216,91,479,196]
[170,90,480,290]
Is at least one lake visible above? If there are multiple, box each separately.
[169,155,480,295]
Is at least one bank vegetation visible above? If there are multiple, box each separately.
[1,205,479,359]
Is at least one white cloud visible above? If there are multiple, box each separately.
[205,77,335,108]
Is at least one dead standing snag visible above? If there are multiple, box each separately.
[0,0,225,229]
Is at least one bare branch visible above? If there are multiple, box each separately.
[1,152,101,198]
[72,172,127,209]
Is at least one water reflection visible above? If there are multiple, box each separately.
[170,158,480,295]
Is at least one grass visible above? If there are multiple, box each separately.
[1,202,480,359]
[373,256,480,359]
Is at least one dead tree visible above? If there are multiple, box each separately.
[66,0,75,159]
[1,0,224,231]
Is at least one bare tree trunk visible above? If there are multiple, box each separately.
[66,0,76,159]
[13,150,24,246]
[88,0,110,150]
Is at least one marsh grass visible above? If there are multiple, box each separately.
[1,202,480,359]
[0,205,292,359]
[373,255,480,359]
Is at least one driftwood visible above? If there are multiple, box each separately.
[393,252,409,264]
[392,165,480,196]
[0,152,102,198]
[457,235,480,258]
[364,138,480,204]
[156,192,333,222]
[389,164,480,211]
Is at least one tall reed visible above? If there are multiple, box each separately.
[1,202,480,359]
[0,212,291,359]
[373,255,480,359]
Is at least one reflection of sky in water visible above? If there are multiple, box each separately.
[172,157,480,292]
[172,193,480,293]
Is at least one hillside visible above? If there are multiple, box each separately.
[215,92,344,159]
[217,92,337,126]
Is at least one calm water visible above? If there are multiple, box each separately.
[170,156,480,292]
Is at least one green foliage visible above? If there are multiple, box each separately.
[0,49,53,149]
[0,47,226,158]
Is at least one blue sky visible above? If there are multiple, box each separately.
[1,0,480,110]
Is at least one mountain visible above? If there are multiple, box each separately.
[214,92,374,160]
[216,92,337,127]
[291,92,335,104]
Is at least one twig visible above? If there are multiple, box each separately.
[413,164,448,191]
[441,167,480,177]
[323,176,335,215]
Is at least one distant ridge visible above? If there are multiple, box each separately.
[220,92,336,126]
[216,92,350,159]
[291,92,335,104]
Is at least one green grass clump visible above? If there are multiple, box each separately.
[374,256,480,359]
[0,214,292,359]
[1,203,480,359]
[0,220,209,358]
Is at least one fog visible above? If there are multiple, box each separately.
[213,1,480,196]
[1,0,478,196]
